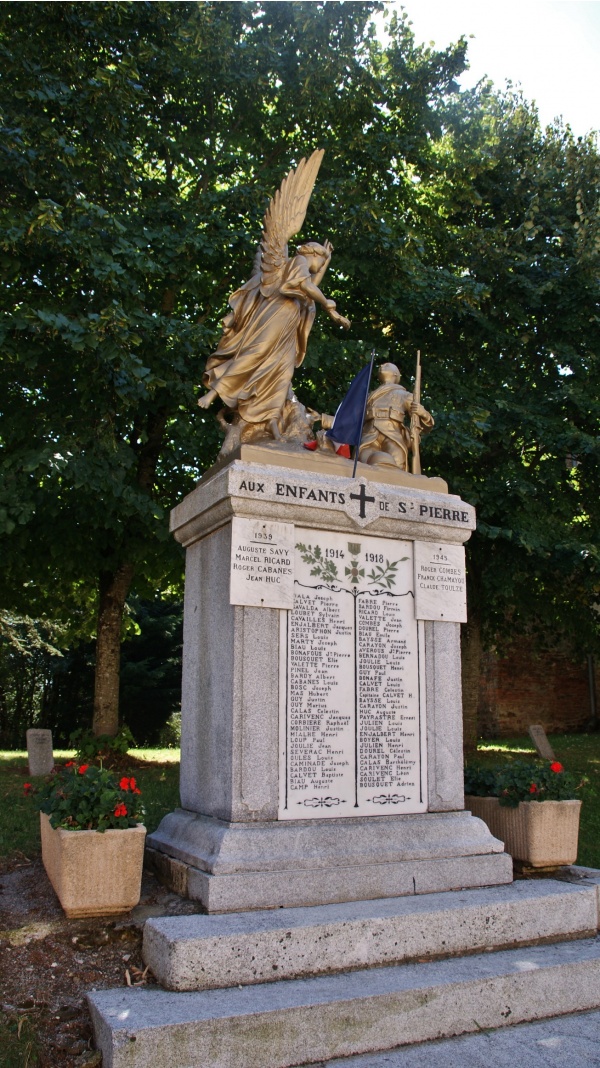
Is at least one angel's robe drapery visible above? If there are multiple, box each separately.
[202,255,316,424]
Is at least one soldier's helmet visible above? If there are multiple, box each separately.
[378,363,401,383]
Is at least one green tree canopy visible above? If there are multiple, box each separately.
[0,0,469,734]
[1,1,598,742]
[396,88,600,744]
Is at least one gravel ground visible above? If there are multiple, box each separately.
[0,855,199,1066]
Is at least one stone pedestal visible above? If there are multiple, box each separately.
[147,445,511,910]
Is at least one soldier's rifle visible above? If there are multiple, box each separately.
[410,349,422,476]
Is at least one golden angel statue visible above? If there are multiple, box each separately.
[198,150,349,451]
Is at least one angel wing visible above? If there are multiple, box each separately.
[256,149,324,298]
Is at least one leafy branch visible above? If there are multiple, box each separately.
[296,542,339,582]
[367,557,407,590]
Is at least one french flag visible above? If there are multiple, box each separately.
[324,362,373,453]
[303,356,375,463]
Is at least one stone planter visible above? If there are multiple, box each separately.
[465,796,581,867]
[40,812,146,918]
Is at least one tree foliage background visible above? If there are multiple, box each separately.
[1,1,598,746]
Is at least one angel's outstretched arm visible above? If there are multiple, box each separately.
[297,276,350,329]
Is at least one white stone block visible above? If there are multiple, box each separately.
[26,728,54,776]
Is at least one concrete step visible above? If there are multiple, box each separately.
[295,1008,600,1068]
[88,935,600,1068]
[142,879,598,991]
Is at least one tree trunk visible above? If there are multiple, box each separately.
[461,612,482,757]
[92,563,135,737]
[91,408,167,736]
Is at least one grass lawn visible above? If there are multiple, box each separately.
[2,735,599,870]
[0,1013,41,1068]
[0,748,180,872]
[470,732,600,869]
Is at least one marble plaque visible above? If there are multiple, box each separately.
[279,529,426,819]
[413,541,467,623]
[230,517,295,609]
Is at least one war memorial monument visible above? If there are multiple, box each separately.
[144,149,509,909]
[89,152,600,1068]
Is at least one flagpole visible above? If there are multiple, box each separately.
[352,349,376,479]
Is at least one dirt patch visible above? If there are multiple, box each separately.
[0,856,199,1065]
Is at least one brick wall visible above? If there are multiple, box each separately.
[477,645,598,738]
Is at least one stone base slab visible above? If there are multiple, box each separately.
[146,808,512,912]
[202,441,449,494]
[89,936,600,1068]
[143,879,599,991]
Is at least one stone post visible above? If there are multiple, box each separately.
[26,728,54,777]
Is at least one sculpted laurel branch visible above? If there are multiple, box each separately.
[367,557,408,590]
[296,542,338,582]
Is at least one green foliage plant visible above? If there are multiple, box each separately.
[429,88,600,746]
[496,760,588,807]
[464,763,498,797]
[1,749,178,869]
[70,724,135,764]
[0,611,69,747]
[118,597,183,744]
[465,759,587,807]
[37,762,145,831]
[157,712,181,749]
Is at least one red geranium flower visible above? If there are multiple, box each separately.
[65,761,75,768]
[78,764,89,775]
[119,777,141,794]
[529,783,538,793]
[23,783,33,795]
[114,803,128,818]
[550,762,564,773]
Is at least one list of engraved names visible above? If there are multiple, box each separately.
[279,529,426,819]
